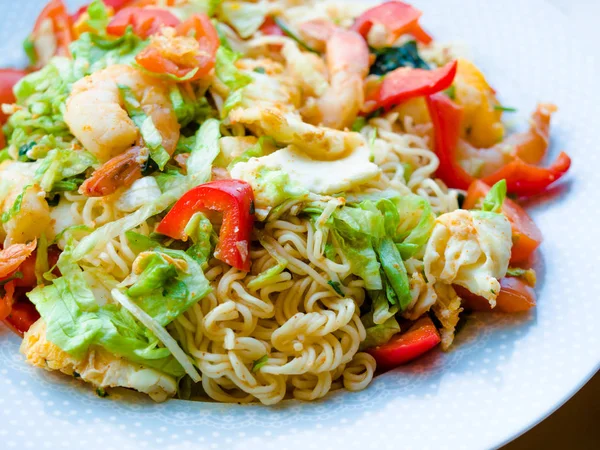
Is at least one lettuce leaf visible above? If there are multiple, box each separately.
[169,85,214,127]
[35,148,97,192]
[359,310,400,351]
[184,212,215,269]
[127,249,211,325]
[376,237,411,311]
[6,58,76,148]
[219,1,268,39]
[85,0,110,35]
[215,46,252,115]
[481,180,507,213]
[394,194,435,259]
[71,29,148,79]
[28,250,189,377]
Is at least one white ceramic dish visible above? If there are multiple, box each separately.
[1,1,599,449]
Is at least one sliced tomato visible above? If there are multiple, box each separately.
[135,13,219,81]
[156,180,255,271]
[464,180,543,263]
[71,0,134,23]
[29,0,73,69]
[107,6,180,38]
[368,316,441,368]
[456,277,536,313]
[0,69,27,124]
[3,298,40,336]
[366,60,457,112]
[351,1,432,44]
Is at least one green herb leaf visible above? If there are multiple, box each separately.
[274,17,319,53]
[327,280,344,297]
[370,41,429,76]
[252,355,269,372]
[494,105,517,113]
[481,180,507,213]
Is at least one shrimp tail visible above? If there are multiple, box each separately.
[80,146,145,197]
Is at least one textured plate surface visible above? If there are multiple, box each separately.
[1,1,599,449]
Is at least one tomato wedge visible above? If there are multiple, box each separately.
[366,60,457,112]
[107,6,180,38]
[0,69,27,124]
[28,0,73,69]
[456,277,536,313]
[135,13,219,81]
[3,298,40,336]
[156,180,255,271]
[351,1,432,45]
[368,316,441,368]
[464,180,543,263]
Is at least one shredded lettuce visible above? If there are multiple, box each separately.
[71,29,148,78]
[481,179,507,213]
[184,212,215,269]
[119,85,170,170]
[394,194,435,259]
[71,119,221,262]
[85,0,111,35]
[126,249,211,326]
[360,313,401,351]
[376,237,411,311]
[28,252,185,377]
[125,231,161,253]
[6,58,76,149]
[35,148,97,192]
[1,184,31,223]
[215,46,253,116]
[169,85,214,127]
[219,1,268,39]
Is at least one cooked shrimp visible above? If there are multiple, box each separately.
[458,103,557,177]
[0,161,50,246]
[64,64,180,163]
[301,28,370,130]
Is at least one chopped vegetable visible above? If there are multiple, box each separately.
[156,180,255,271]
[368,316,441,368]
[366,60,457,112]
[456,277,536,313]
[351,1,432,45]
[107,7,181,39]
[369,40,429,75]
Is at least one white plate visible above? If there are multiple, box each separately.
[1,1,599,449]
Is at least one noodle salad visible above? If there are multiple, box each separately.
[0,0,570,404]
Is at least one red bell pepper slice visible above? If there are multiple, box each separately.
[156,180,255,271]
[368,316,441,368]
[482,152,571,197]
[351,1,432,44]
[464,180,543,263]
[135,13,219,81]
[260,16,284,36]
[28,0,73,69]
[456,277,536,313]
[367,60,457,112]
[426,92,474,189]
[107,6,180,38]
[426,93,571,196]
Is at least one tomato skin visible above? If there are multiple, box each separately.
[0,69,28,123]
[464,180,543,263]
[107,7,180,38]
[367,60,457,112]
[30,0,73,68]
[368,316,441,368]
[351,1,432,44]
[156,180,255,271]
[135,13,219,81]
[3,299,40,336]
[456,277,536,313]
